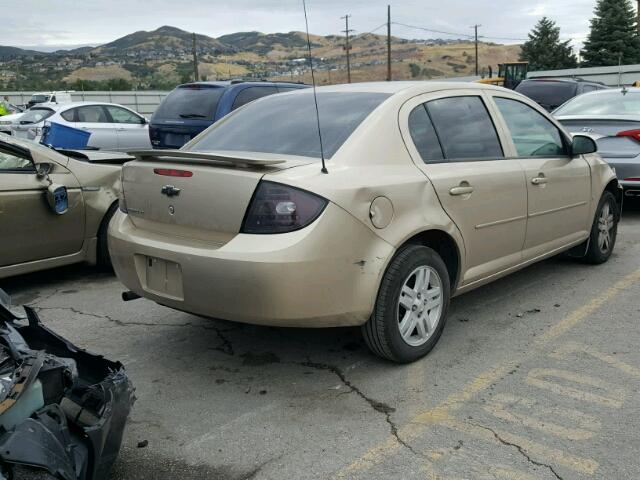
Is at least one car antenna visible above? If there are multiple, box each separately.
[303,0,328,174]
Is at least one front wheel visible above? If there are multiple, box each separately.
[362,245,451,363]
[583,191,618,264]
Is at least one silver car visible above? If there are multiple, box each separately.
[554,88,640,197]
[10,101,151,151]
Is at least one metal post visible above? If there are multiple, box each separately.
[387,5,392,81]
[192,33,199,82]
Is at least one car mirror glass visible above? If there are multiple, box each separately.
[571,135,597,156]
[46,184,69,215]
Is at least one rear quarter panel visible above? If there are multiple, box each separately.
[65,158,121,239]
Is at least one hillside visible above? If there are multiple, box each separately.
[0,26,521,90]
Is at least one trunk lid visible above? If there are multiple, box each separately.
[557,116,640,158]
[121,150,314,245]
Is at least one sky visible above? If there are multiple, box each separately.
[3,0,611,52]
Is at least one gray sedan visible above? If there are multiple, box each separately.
[554,88,640,197]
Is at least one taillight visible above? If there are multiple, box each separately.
[616,129,640,142]
[241,181,327,234]
[624,177,640,181]
[154,168,193,177]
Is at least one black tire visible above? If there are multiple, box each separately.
[96,202,118,269]
[583,191,618,264]
[362,245,451,363]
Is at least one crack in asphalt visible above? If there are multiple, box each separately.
[473,423,564,480]
[295,360,424,458]
[33,306,234,355]
[240,454,283,480]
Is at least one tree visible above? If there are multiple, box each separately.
[520,17,578,70]
[581,0,640,67]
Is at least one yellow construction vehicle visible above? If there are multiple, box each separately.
[477,62,529,90]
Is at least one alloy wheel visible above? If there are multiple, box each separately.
[397,266,443,347]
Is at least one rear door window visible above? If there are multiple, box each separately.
[494,97,568,157]
[153,86,224,120]
[425,96,503,160]
[231,86,278,111]
[408,105,444,163]
[76,105,109,123]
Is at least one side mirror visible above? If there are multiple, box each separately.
[46,184,69,215]
[571,135,597,156]
[36,162,53,179]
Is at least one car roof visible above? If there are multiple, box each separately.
[298,81,505,96]
[177,81,306,88]
[30,101,137,111]
[522,78,604,85]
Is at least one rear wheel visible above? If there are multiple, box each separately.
[362,245,450,363]
[97,203,118,269]
[584,191,618,264]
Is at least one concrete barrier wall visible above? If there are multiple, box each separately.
[0,91,170,116]
[528,64,640,87]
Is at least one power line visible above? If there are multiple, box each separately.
[392,21,527,42]
[392,21,474,39]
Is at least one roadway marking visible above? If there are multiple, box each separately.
[483,393,601,441]
[333,268,640,478]
[526,368,625,408]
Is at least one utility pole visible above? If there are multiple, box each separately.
[637,0,640,33]
[192,33,199,82]
[341,14,354,83]
[387,5,392,81]
[472,25,481,76]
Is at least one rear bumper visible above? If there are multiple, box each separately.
[602,156,640,188]
[108,204,395,327]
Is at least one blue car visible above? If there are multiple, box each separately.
[149,81,308,149]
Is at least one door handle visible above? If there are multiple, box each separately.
[449,184,474,196]
[531,176,548,185]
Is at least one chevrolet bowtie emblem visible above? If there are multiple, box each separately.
[161,185,181,197]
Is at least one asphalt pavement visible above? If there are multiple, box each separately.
[3,202,640,480]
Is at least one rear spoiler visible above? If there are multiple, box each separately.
[127,149,286,168]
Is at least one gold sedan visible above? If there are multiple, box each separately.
[109,82,622,363]
[0,134,131,278]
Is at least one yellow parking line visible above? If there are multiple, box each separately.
[333,268,640,478]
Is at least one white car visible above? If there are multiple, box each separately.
[0,112,25,135]
[10,101,151,151]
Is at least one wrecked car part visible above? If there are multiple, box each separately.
[0,291,134,480]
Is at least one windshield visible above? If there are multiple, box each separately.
[19,108,54,124]
[554,91,640,116]
[153,85,224,121]
[30,95,50,103]
[189,91,391,159]
[515,81,578,109]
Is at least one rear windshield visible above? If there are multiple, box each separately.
[515,81,578,110]
[554,91,640,116]
[189,91,390,159]
[19,108,54,124]
[153,85,224,121]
